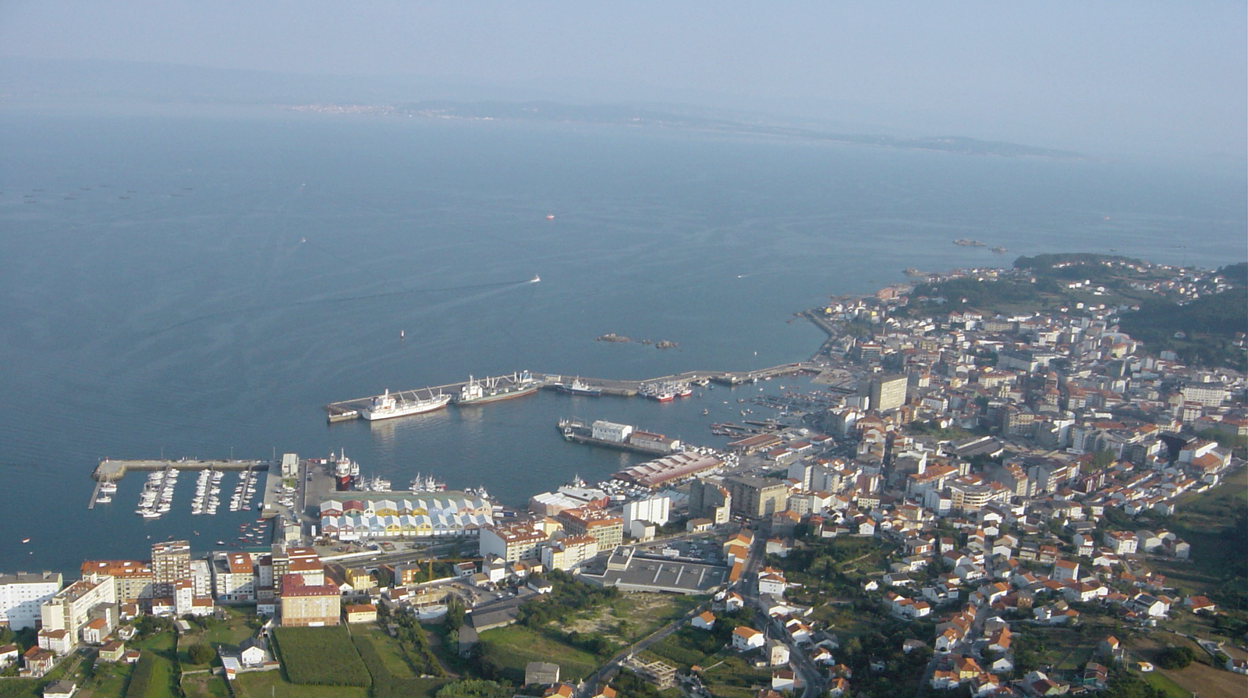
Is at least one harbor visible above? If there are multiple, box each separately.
[323,362,820,423]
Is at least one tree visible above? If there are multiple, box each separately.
[1155,645,1195,670]
[187,643,215,665]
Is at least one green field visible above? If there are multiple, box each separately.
[232,670,370,698]
[476,624,601,684]
[271,626,371,687]
[1142,670,1190,698]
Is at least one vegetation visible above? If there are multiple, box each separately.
[354,634,448,698]
[611,669,668,698]
[470,624,601,684]
[187,643,215,665]
[435,679,514,698]
[516,570,621,628]
[1154,645,1196,670]
[123,652,158,698]
[1118,287,1248,370]
[271,626,371,687]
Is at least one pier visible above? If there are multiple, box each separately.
[92,459,271,482]
[324,363,821,422]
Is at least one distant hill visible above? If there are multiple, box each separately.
[0,57,1082,161]
[395,100,1084,160]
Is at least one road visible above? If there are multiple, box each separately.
[577,604,708,697]
[735,523,826,698]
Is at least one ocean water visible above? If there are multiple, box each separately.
[0,110,1243,573]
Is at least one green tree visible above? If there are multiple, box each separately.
[1155,645,1195,670]
[187,643,215,665]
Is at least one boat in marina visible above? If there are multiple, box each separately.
[409,473,447,492]
[361,389,452,421]
[456,371,539,405]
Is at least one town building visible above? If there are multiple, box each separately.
[0,571,63,630]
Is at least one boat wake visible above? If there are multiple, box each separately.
[153,277,536,334]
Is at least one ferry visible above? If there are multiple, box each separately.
[361,389,452,421]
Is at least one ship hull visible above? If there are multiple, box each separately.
[361,395,452,421]
[456,384,540,406]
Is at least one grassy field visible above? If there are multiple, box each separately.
[477,624,602,684]
[356,626,417,678]
[699,656,772,697]
[1129,632,1248,698]
[81,661,135,698]
[565,592,700,644]
[1142,669,1191,698]
[232,670,370,698]
[179,672,230,698]
[271,626,370,687]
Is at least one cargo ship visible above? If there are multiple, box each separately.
[457,371,539,405]
[360,389,452,421]
[555,377,602,397]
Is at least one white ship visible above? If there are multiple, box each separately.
[361,389,452,421]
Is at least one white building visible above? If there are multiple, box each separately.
[623,496,671,528]
[732,626,765,651]
[40,575,117,649]
[0,572,63,630]
[592,420,633,443]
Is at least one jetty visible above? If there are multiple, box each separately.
[323,363,822,423]
[92,459,270,482]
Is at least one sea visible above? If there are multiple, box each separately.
[1,108,1244,575]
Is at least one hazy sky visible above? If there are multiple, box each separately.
[2,1,1244,160]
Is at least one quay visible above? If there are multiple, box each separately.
[324,363,821,423]
[92,459,271,483]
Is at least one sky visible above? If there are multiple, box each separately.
[1,1,1245,161]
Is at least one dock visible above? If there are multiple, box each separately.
[92,459,271,482]
[324,363,821,422]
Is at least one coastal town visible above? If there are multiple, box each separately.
[2,254,1245,698]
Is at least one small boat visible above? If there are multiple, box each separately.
[546,214,555,220]
[21,538,31,544]
[217,540,225,546]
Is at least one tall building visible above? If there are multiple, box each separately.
[40,575,116,648]
[869,375,908,413]
[279,574,339,627]
[80,561,153,604]
[479,522,550,563]
[0,572,63,630]
[151,540,190,598]
[688,478,732,524]
[724,475,790,519]
[557,508,624,550]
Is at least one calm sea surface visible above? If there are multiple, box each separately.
[1,110,1243,573]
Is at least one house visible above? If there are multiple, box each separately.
[98,641,125,663]
[827,676,850,698]
[1226,657,1248,674]
[757,568,787,597]
[0,644,20,668]
[345,603,378,624]
[767,639,790,666]
[239,637,268,668]
[525,661,561,686]
[732,626,765,651]
[42,681,77,698]
[770,669,796,692]
[692,611,716,630]
[1184,595,1216,614]
[21,646,56,678]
